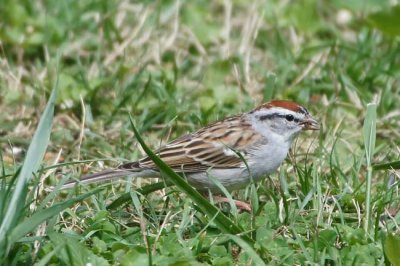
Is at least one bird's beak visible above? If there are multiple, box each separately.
[301,115,320,131]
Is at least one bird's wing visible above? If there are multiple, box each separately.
[121,115,262,172]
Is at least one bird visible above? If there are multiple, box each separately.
[61,100,319,193]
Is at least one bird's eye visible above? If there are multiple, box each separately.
[285,114,294,121]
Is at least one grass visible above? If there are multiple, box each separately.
[1,0,400,265]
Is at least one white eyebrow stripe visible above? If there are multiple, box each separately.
[255,107,304,117]
[254,107,307,122]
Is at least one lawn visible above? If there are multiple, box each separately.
[1,0,400,265]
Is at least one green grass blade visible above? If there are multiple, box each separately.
[0,82,58,251]
[372,160,400,170]
[206,173,239,217]
[9,188,102,244]
[362,103,376,234]
[38,174,72,210]
[363,103,377,166]
[228,234,267,265]
[35,245,63,266]
[128,115,254,245]
[107,181,173,210]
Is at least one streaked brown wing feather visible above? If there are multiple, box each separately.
[130,115,261,172]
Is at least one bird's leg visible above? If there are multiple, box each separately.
[212,195,252,212]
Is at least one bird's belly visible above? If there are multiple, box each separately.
[186,168,251,192]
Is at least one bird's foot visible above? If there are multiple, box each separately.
[212,195,252,212]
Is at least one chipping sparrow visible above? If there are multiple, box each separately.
[62,100,319,191]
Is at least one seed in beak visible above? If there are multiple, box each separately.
[301,117,320,131]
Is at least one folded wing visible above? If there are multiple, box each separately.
[121,115,261,172]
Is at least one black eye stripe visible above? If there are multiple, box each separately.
[258,113,300,122]
[258,114,271,121]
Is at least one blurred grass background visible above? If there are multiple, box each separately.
[1,0,400,265]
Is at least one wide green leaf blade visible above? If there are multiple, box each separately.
[367,5,400,37]
[0,82,58,248]
[384,234,400,266]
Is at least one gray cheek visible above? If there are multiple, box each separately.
[271,121,294,132]
[270,121,283,130]
[284,121,300,131]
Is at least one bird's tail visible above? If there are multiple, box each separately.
[60,169,134,189]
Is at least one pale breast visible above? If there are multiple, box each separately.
[245,133,291,180]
